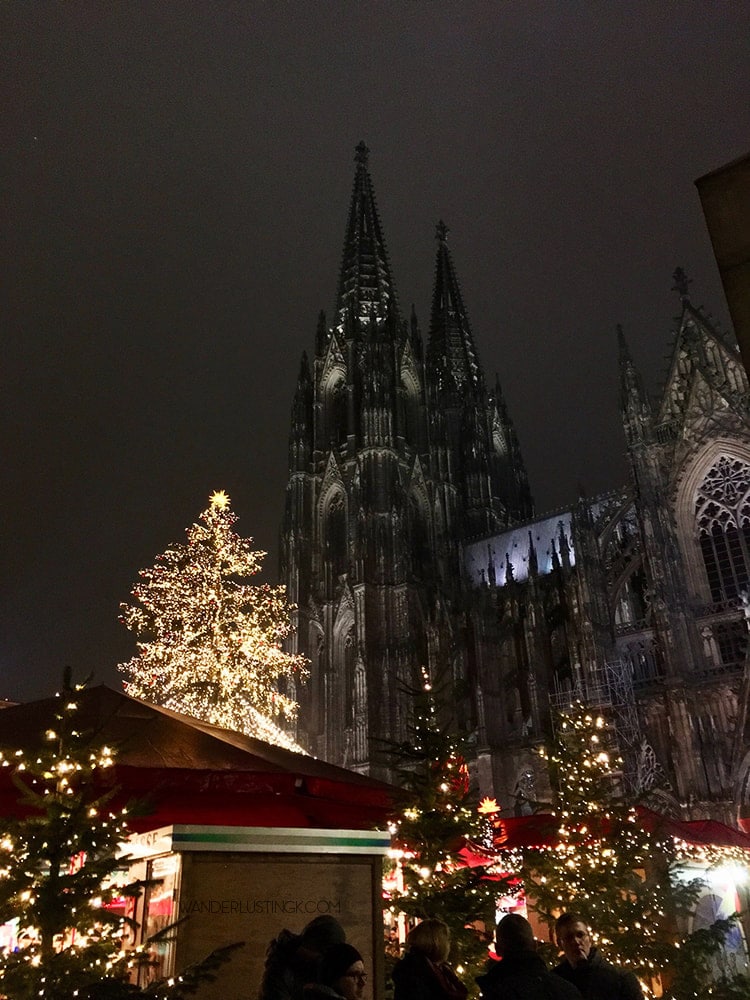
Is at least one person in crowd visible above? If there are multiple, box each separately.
[553,913,642,1000]
[476,914,581,1000]
[259,915,347,1000]
[384,926,401,960]
[391,918,468,1000]
[303,942,368,1000]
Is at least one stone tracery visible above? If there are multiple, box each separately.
[696,455,750,601]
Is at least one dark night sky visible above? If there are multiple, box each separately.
[2,3,749,702]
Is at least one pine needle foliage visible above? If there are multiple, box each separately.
[513,701,750,998]
[119,491,308,749]
[0,671,242,999]
[383,668,514,988]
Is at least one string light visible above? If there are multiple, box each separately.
[492,702,750,998]
[385,666,516,984]
[0,683,146,995]
[118,491,309,751]
[0,682,243,996]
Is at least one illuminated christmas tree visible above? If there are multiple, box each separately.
[119,491,308,750]
[385,668,512,986]
[0,671,241,999]
[514,701,750,998]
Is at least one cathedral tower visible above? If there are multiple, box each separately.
[281,147,750,829]
[281,144,531,773]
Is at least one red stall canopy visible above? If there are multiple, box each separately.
[0,686,396,831]
[457,809,750,871]
[487,809,750,853]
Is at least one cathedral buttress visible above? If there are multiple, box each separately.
[618,314,703,686]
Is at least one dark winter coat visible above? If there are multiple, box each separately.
[259,930,320,1000]
[392,950,468,1000]
[301,986,346,1000]
[476,951,582,1000]
[553,949,642,1000]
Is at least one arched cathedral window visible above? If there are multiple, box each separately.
[399,375,420,450]
[325,494,348,579]
[409,494,430,577]
[324,377,347,447]
[614,566,649,626]
[344,631,356,718]
[696,455,750,602]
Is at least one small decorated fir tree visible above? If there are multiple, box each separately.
[119,491,308,749]
[0,671,241,998]
[384,668,513,986]
[513,701,750,998]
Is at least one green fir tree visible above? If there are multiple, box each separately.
[0,670,241,999]
[510,701,750,999]
[119,491,307,751]
[384,668,513,989]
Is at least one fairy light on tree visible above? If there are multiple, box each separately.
[0,672,129,998]
[0,671,242,999]
[384,667,514,988]
[119,491,308,750]
[507,701,750,998]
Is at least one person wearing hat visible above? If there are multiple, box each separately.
[303,942,367,1000]
[259,916,348,1000]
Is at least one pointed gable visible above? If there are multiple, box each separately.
[657,276,747,430]
[489,376,516,453]
[320,328,347,386]
[405,453,431,510]
[399,337,421,390]
[333,577,356,624]
[319,450,346,504]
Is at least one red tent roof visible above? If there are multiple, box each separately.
[456,810,750,873]
[490,809,750,851]
[0,686,396,831]
[637,807,750,849]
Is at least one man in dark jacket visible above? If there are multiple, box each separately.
[476,914,581,1000]
[553,914,642,1000]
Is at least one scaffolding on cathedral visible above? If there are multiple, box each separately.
[551,660,648,794]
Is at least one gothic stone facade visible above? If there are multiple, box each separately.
[281,144,750,830]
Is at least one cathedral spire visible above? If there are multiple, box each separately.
[427,220,484,394]
[292,351,312,421]
[618,324,651,446]
[335,141,399,332]
[491,374,534,522]
[618,324,644,390]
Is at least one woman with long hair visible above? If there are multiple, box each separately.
[392,920,468,1000]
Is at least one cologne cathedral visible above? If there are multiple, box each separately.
[281,143,750,830]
